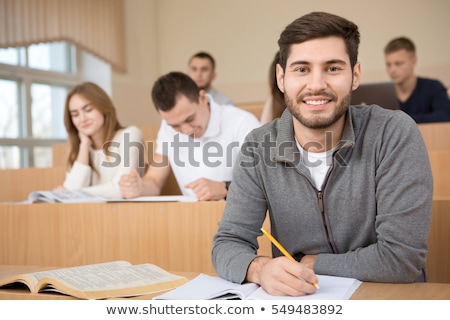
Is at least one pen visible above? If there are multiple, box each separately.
[261,227,319,289]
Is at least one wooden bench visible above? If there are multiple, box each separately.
[0,201,271,275]
[0,167,66,202]
[427,199,450,283]
[0,198,447,282]
[428,150,450,200]
[418,122,450,151]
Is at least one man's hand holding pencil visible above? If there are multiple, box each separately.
[244,228,319,297]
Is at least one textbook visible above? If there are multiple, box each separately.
[28,191,198,203]
[28,190,106,203]
[0,261,188,300]
[154,273,362,300]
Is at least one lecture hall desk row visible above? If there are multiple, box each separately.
[0,201,270,276]
[0,199,449,283]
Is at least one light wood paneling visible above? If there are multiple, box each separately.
[350,282,450,299]
[0,199,447,282]
[427,200,450,283]
[0,202,271,275]
[0,167,66,203]
[52,144,69,167]
[428,150,450,200]
[418,122,450,151]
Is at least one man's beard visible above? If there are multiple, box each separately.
[285,88,352,130]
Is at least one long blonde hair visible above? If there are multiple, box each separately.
[64,82,123,171]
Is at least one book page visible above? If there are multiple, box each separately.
[107,195,198,202]
[34,262,188,299]
[31,261,131,282]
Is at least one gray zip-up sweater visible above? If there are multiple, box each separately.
[212,105,433,284]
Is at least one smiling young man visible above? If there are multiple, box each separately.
[212,12,433,296]
[119,72,260,201]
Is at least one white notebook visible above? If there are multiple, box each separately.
[154,273,362,300]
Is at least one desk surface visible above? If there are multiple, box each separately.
[1,265,450,300]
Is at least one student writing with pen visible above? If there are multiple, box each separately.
[212,12,432,297]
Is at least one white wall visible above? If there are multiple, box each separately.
[113,0,450,126]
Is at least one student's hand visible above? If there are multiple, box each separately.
[246,256,318,297]
[53,186,67,191]
[184,178,227,201]
[78,131,92,149]
[119,168,143,199]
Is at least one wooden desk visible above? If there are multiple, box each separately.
[350,282,450,300]
[418,122,450,150]
[0,202,271,275]
[0,167,66,202]
[1,265,449,300]
[426,199,450,283]
[427,149,450,200]
[1,199,447,282]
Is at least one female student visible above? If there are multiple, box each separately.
[60,82,144,199]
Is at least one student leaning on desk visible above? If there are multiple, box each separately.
[212,11,433,297]
[119,72,260,201]
[55,82,145,199]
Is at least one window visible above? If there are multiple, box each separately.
[0,41,81,168]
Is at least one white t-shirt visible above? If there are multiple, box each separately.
[296,139,335,191]
[155,96,260,196]
[63,126,144,199]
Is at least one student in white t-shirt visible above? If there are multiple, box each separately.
[119,72,260,201]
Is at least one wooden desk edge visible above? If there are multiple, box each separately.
[1,266,450,300]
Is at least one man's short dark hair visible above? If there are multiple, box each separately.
[278,11,360,71]
[151,72,200,112]
[189,51,216,70]
[384,37,416,55]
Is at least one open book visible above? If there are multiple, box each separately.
[154,274,362,300]
[28,190,106,203]
[0,261,188,299]
[28,191,198,204]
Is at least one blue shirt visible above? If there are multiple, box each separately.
[399,77,450,123]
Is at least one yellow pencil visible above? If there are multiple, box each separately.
[261,227,319,289]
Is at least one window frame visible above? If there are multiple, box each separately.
[0,43,83,168]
